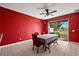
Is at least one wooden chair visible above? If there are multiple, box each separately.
[32,34,44,53]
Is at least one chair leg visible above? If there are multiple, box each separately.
[56,41,58,45]
[42,44,44,49]
[55,40,58,45]
[44,45,47,51]
[33,44,34,50]
[48,44,51,52]
[37,47,39,54]
[53,41,55,45]
[53,40,58,45]
[44,43,47,51]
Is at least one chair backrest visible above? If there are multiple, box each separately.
[32,34,41,47]
[32,34,37,39]
[34,32,39,35]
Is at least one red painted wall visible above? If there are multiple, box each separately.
[0,7,45,46]
[0,6,79,46]
[46,12,79,42]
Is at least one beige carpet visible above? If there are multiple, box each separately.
[0,40,79,56]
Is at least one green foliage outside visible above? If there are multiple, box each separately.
[49,21,68,38]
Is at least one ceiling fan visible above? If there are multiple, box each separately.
[38,3,57,17]
[40,9,57,17]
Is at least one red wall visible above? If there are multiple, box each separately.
[0,7,45,46]
[46,12,79,42]
[0,7,79,46]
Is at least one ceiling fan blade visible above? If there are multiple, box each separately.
[44,14,49,17]
[40,13,46,15]
[51,14,54,16]
[50,10,57,13]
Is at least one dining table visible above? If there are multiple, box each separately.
[37,34,58,52]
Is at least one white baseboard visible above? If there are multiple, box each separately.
[0,39,32,48]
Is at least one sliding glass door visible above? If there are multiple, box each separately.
[48,19,68,41]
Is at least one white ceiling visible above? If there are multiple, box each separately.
[0,3,79,20]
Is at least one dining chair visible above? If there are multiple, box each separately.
[32,34,44,53]
[34,32,39,35]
